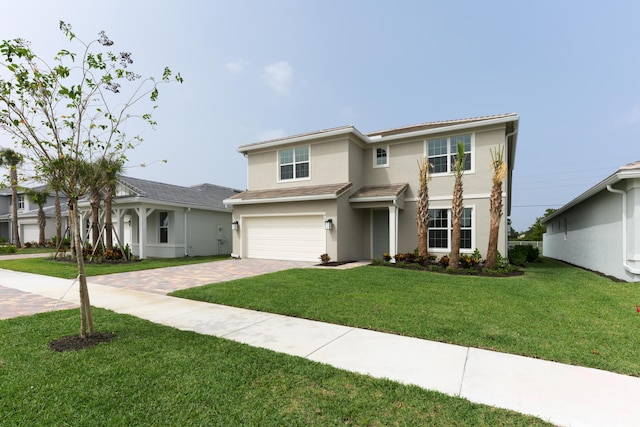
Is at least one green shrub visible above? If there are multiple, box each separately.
[0,245,17,254]
[508,246,531,266]
[429,265,441,272]
[439,255,450,267]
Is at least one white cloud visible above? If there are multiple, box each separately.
[225,59,248,74]
[615,104,640,127]
[258,128,286,141]
[262,61,293,94]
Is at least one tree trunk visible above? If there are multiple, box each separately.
[90,188,100,250]
[484,181,504,269]
[38,207,46,246]
[104,188,114,250]
[54,191,62,245]
[69,198,94,338]
[10,168,21,249]
[449,179,463,269]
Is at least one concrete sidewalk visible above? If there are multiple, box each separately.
[1,268,639,426]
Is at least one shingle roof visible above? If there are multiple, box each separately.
[237,113,519,153]
[225,183,352,204]
[349,183,409,200]
[116,176,242,210]
[366,113,518,138]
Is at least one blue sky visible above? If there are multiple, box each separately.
[3,0,640,232]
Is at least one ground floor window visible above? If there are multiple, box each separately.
[159,211,169,243]
[428,207,472,250]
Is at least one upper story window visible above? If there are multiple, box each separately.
[17,194,24,210]
[427,134,472,174]
[279,146,309,181]
[374,146,389,167]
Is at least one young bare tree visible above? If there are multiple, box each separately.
[0,148,24,248]
[0,22,181,338]
[26,188,49,245]
[448,141,466,270]
[484,145,507,269]
[416,157,432,257]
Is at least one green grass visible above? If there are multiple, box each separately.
[0,309,550,426]
[0,254,230,278]
[15,247,57,254]
[172,258,640,377]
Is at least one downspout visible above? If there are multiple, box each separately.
[504,126,517,253]
[606,185,640,275]
[184,207,191,257]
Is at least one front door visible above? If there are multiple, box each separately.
[372,209,389,259]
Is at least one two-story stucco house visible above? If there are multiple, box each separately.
[224,113,519,262]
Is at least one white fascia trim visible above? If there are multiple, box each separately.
[370,115,520,143]
[239,127,368,153]
[541,173,636,224]
[404,193,492,203]
[224,194,338,206]
[350,196,398,203]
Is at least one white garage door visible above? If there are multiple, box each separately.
[245,216,326,262]
[22,224,39,243]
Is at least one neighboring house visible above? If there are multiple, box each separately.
[77,176,241,259]
[224,113,519,262]
[0,186,69,244]
[542,161,640,282]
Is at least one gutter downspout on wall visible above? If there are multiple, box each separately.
[606,185,640,276]
[504,126,517,253]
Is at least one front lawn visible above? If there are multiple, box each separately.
[0,254,230,278]
[0,309,550,426]
[172,258,640,377]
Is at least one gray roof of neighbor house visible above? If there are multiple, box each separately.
[542,160,640,224]
[115,176,242,210]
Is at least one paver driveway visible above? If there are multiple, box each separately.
[0,258,314,319]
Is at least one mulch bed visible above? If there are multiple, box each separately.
[49,331,116,352]
[316,260,357,267]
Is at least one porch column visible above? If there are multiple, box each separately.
[115,208,125,250]
[136,207,147,259]
[388,204,398,259]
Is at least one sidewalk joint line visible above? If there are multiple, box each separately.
[458,347,470,397]
[305,327,355,358]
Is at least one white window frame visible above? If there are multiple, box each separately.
[427,206,475,252]
[278,146,311,182]
[373,146,389,168]
[17,194,25,210]
[425,134,474,175]
[159,211,169,244]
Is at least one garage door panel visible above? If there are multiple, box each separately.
[246,216,326,262]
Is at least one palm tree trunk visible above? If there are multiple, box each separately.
[416,158,431,258]
[485,181,503,269]
[104,189,114,250]
[10,168,21,249]
[69,198,94,338]
[54,191,62,245]
[38,207,46,246]
[449,179,463,269]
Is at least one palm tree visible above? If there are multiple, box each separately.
[485,145,507,269]
[26,188,49,246]
[0,148,24,248]
[448,141,466,269]
[416,157,432,257]
[101,158,124,250]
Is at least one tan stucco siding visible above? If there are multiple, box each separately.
[246,137,351,190]
[336,195,366,260]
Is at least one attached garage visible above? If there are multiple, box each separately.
[244,215,326,262]
[22,224,39,243]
